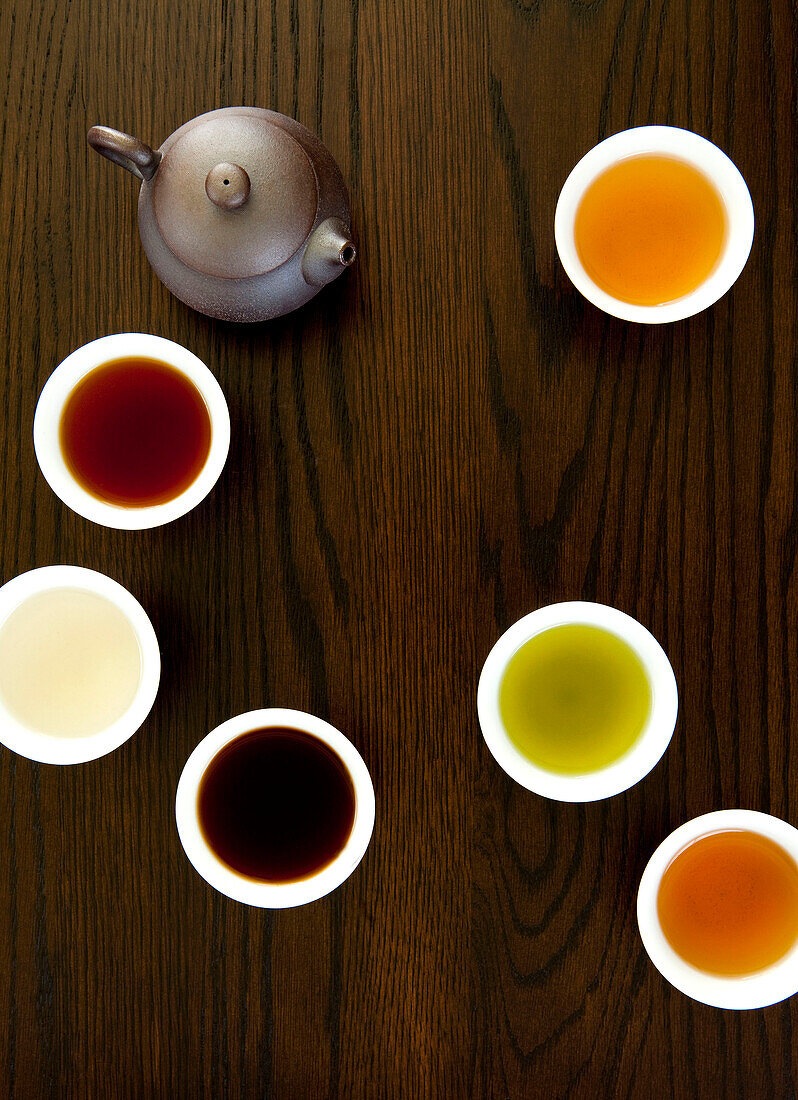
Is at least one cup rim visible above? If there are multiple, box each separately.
[477,602,678,802]
[637,810,798,1009]
[554,125,755,323]
[0,565,161,764]
[33,333,231,530]
[175,708,376,908]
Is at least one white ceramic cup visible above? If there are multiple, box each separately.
[638,810,798,1009]
[34,333,230,530]
[554,125,754,323]
[477,602,678,802]
[0,565,160,765]
[175,708,375,908]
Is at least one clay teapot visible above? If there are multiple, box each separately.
[88,107,356,322]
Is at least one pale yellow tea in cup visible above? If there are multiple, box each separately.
[499,624,651,774]
[0,587,142,738]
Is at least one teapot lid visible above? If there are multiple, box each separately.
[151,108,318,280]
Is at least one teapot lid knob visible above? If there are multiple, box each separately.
[205,163,251,210]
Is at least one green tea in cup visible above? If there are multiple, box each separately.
[478,603,677,802]
[499,623,651,774]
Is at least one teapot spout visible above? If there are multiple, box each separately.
[88,126,161,182]
[302,217,357,287]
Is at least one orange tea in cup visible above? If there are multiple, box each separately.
[657,830,798,976]
[574,154,727,306]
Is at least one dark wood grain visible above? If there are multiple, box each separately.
[0,0,795,1095]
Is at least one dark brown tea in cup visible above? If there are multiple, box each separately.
[59,357,212,507]
[197,728,356,883]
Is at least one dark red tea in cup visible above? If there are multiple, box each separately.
[59,357,212,507]
[197,727,357,883]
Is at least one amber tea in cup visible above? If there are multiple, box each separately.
[197,727,357,883]
[657,829,798,976]
[59,357,212,507]
[639,812,798,1008]
[574,154,727,306]
[555,126,754,324]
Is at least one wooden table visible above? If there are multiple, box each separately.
[0,0,795,1096]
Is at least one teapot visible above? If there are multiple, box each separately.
[88,107,356,323]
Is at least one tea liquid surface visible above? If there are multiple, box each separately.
[0,587,142,738]
[198,728,357,883]
[574,154,727,306]
[60,357,212,507]
[657,829,798,976]
[499,624,651,774]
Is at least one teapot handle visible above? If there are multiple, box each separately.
[87,126,162,182]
